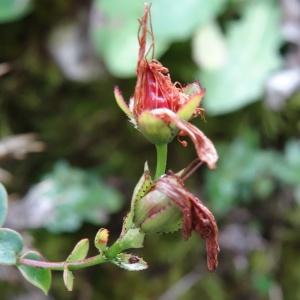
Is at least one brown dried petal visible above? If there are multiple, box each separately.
[155,174,219,271]
[154,109,218,169]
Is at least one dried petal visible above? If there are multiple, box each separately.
[155,174,219,271]
[153,109,218,169]
[133,5,199,118]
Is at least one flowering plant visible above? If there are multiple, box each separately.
[0,3,219,294]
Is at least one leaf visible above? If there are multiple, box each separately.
[112,253,148,271]
[66,239,89,262]
[0,183,8,227]
[0,0,32,23]
[192,21,228,71]
[63,267,74,292]
[90,0,226,77]
[18,251,52,295]
[199,0,283,115]
[204,131,282,215]
[0,228,23,265]
[151,0,227,41]
[19,161,123,233]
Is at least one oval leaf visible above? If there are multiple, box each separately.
[18,251,52,295]
[112,253,148,271]
[0,228,23,265]
[63,267,74,292]
[66,238,89,262]
[0,183,8,227]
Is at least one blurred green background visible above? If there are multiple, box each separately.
[0,0,300,299]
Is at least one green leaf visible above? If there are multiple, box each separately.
[0,0,32,23]
[192,21,228,71]
[112,253,148,271]
[151,0,227,41]
[198,0,282,115]
[18,251,52,295]
[63,267,74,292]
[90,0,226,77]
[0,228,23,265]
[204,130,282,215]
[24,161,123,233]
[66,239,89,262]
[0,183,8,227]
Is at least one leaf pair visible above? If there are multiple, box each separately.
[63,238,89,291]
[0,183,51,294]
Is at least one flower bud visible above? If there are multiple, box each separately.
[132,173,220,271]
[134,188,182,234]
[113,5,220,171]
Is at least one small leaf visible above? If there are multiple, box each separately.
[0,183,8,227]
[0,228,23,265]
[94,228,109,252]
[112,253,148,271]
[18,251,52,295]
[66,239,89,262]
[63,267,74,292]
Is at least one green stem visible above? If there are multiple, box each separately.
[154,144,168,179]
[18,254,107,271]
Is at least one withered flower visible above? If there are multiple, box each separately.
[114,4,218,169]
[133,162,219,271]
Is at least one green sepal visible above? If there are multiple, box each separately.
[0,183,8,227]
[112,253,148,271]
[66,239,89,262]
[177,93,203,121]
[121,162,153,233]
[18,251,52,295]
[114,86,133,119]
[63,266,74,292]
[0,228,23,265]
[106,228,144,259]
[138,111,175,144]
